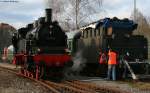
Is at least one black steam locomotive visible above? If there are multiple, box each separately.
[66,17,148,76]
[12,9,73,80]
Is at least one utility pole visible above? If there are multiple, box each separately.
[75,0,79,29]
[134,0,136,22]
[133,0,140,34]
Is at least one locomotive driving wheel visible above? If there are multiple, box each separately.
[36,62,46,79]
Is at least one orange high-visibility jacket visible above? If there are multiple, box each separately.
[108,51,117,65]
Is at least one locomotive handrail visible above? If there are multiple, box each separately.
[128,61,149,64]
[123,60,138,80]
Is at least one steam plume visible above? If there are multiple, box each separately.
[44,0,53,8]
[71,51,86,72]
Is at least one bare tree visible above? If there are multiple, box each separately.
[147,16,150,25]
[44,0,104,30]
[68,0,103,29]
[131,9,150,36]
[131,9,150,59]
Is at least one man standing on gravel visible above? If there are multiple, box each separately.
[107,49,117,81]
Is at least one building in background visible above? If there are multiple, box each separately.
[0,23,16,61]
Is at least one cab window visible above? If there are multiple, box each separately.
[94,29,96,37]
[68,41,72,51]
[98,28,102,36]
[82,31,84,38]
[90,29,92,37]
[86,30,89,38]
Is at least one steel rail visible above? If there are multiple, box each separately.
[69,80,131,93]
[63,81,97,93]
[0,64,132,93]
[43,80,92,93]
[0,66,60,93]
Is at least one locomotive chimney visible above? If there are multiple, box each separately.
[45,8,52,24]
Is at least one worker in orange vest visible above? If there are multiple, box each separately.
[99,52,107,64]
[107,49,117,81]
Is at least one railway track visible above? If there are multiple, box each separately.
[66,80,130,93]
[0,64,130,93]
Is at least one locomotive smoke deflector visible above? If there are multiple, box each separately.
[45,8,52,24]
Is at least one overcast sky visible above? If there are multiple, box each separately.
[0,0,149,29]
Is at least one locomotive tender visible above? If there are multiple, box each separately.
[66,17,148,76]
[12,8,73,80]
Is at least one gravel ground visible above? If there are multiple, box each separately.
[91,80,150,93]
[0,63,150,93]
[0,69,51,93]
[67,75,150,93]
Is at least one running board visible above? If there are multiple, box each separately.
[136,75,150,79]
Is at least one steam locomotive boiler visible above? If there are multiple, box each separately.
[66,17,148,77]
[12,8,73,80]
